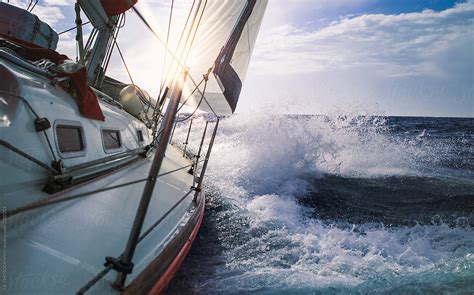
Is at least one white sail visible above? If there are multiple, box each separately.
[78,0,267,116]
[180,0,268,116]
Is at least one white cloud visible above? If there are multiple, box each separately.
[43,0,70,5]
[252,1,474,79]
[6,0,66,27]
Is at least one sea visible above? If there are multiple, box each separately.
[167,113,473,294]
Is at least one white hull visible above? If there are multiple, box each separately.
[1,47,205,293]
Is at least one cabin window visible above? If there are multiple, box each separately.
[57,126,84,152]
[137,130,144,142]
[102,129,121,150]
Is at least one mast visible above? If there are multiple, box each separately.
[77,0,119,87]
[85,22,117,87]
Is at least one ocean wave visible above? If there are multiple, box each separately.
[168,113,473,293]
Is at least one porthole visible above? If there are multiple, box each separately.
[102,128,122,153]
[136,129,144,142]
[54,120,86,158]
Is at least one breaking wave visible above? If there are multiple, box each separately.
[168,112,474,293]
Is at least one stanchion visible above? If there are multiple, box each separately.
[193,119,219,201]
[182,118,193,157]
[110,69,188,290]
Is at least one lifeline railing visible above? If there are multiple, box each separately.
[1,69,221,294]
[74,69,220,293]
[1,0,222,292]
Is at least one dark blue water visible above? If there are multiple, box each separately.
[168,115,474,294]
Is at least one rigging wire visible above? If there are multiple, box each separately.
[84,28,98,52]
[155,0,175,108]
[75,188,197,294]
[144,0,177,129]
[4,159,202,220]
[162,0,214,120]
[155,0,201,100]
[131,6,205,93]
[150,1,209,136]
[149,0,196,122]
[0,91,58,163]
[131,7,188,74]
[113,37,135,86]
[115,2,215,130]
[26,0,37,12]
[58,21,91,36]
[0,140,57,174]
[175,71,210,123]
[176,77,205,113]
[181,0,208,68]
[101,14,126,79]
[149,0,202,135]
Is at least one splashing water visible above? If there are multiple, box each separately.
[168,113,474,293]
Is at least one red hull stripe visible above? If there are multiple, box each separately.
[148,195,205,295]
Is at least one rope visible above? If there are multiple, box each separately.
[149,0,197,124]
[156,0,175,106]
[154,0,208,115]
[155,0,200,102]
[0,140,56,174]
[131,6,204,98]
[5,178,148,219]
[76,187,196,294]
[26,0,37,12]
[175,76,208,123]
[58,21,91,36]
[4,159,202,220]
[76,265,113,295]
[138,189,193,243]
[132,7,187,72]
[5,91,59,163]
[102,14,126,79]
[113,37,135,86]
[176,77,205,113]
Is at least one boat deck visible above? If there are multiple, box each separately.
[4,145,198,294]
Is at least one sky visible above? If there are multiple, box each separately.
[6,0,474,117]
[241,0,474,117]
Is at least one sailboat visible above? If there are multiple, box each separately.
[0,0,267,293]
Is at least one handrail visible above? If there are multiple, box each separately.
[67,147,145,172]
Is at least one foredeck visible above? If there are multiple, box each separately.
[4,145,197,294]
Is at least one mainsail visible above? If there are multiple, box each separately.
[179,0,268,116]
[78,0,267,116]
